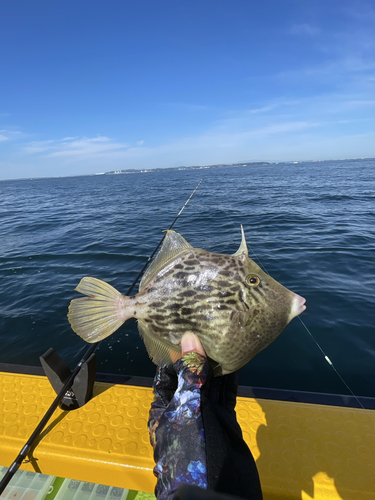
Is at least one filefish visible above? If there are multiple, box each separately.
[68,227,306,375]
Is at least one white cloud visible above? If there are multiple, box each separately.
[23,140,55,154]
[290,23,321,36]
[159,102,209,111]
[253,121,320,135]
[248,100,300,115]
[19,120,319,171]
[23,136,129,160]
[277,55,375,93]
[249,104,279,114]
[343,5,375,22]
[0,129,22,142]
[282,7,375,92]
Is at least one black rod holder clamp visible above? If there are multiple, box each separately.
[40,348,96,410]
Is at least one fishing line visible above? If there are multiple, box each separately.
[221,207,365,410]
[0,178,203,495]
[297,317,365,409]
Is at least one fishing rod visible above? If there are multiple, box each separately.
[0,178,203,495]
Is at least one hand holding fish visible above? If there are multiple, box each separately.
[148,332,262,500]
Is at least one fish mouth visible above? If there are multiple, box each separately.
[290,293,306,320]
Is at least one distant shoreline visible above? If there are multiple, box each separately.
[1,157,374,182]
[104,161,270,175]
[103,157,375,175]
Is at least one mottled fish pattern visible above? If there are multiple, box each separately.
[68,227,306,375]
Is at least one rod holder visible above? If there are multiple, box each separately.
[40,348,96,410]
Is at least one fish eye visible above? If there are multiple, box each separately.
[246,274,260,287]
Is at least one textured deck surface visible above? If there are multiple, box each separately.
[1,371,375,499]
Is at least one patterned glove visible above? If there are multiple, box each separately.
[148,352,209,500]
[148,332,262,500]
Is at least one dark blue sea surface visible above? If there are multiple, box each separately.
[1,159,374,397]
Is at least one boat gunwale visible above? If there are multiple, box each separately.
[1,361,374,410]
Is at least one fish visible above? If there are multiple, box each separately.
[68,227,306,375]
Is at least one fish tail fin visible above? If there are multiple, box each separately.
[68,277,129,343]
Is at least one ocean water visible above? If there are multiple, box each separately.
[1,159,374,397]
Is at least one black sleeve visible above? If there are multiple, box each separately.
[200,372,263,500]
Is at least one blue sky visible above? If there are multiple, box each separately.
[1,0,375,179]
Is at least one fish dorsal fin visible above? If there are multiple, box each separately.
[139,230,193,290]
[232,225,248,257]
[137,319,180,367]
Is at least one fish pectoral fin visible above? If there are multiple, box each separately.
[137,320,181,367]
[168,331,181,345]
[68,277,128,343]
[229,309,251,327]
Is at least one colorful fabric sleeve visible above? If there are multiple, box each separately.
[148,352,209,500]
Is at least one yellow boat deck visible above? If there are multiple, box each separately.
[1,371,375,499]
